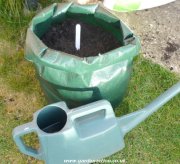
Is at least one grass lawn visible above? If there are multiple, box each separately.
[0,2,180,163]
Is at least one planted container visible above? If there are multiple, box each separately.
[25,2,140,107]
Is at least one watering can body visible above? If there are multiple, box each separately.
[13,101,125,163]
[13,82,180,163]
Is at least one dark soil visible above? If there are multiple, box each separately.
[165,41,179,53]
[41,19,121,57]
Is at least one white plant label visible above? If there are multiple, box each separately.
[75,24,81,50]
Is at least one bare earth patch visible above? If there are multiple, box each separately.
[0,40,14,55]
[0,77,44,163]
[0,79,42,119]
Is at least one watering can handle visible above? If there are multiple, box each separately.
[12,122,43,160]
[70,100,114,120]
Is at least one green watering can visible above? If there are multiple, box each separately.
[13,82,180,164]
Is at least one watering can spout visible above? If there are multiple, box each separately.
[118,82,180,136]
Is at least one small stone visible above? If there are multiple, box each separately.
[9,98,15,102]
[170,67,173,70]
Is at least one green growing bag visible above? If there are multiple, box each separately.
[25,2,141,108]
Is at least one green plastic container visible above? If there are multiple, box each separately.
[25,2,141,107]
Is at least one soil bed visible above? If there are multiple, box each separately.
[41,19,121,57]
